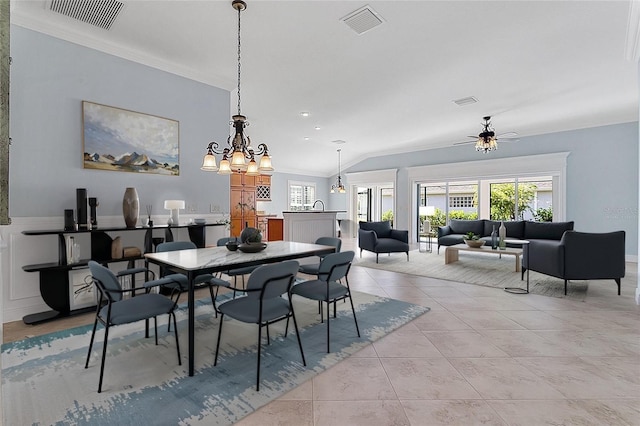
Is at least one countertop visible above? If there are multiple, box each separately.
[281,210,347,214]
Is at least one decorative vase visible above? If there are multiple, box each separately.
[491,225,498,249]
[76,188,88,229]
[498,221,506,250]
[122,187,139,228]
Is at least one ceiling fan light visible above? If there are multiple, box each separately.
[245,158,259,176]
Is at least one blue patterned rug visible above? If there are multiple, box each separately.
[2,291,428,425]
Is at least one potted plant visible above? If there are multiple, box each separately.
[462,232,484,248]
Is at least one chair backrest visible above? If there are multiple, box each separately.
[156,241,197,252]
[88,260,123,301]
[245,260,299,300]
[359,221,392,238]
[317,251,354,282]
[315,236,341,258]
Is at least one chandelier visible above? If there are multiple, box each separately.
[475,116,498,153]
[330,149,346,193]
[201,0,273,176]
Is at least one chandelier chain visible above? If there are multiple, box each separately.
[236,3,242,116]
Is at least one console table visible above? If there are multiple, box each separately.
[21,223,224,324]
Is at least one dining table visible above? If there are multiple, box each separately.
[144,240,336,376]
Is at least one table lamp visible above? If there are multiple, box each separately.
[164,200,185,225]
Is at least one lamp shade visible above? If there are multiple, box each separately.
[201,153,218,171]
[419,206,435,216]
[164,200,185,210]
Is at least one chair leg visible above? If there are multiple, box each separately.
[168,291,181,332]
[172,312,182,366]
[289,306,306,367]
[615,278,621,295]
[85,317,99,369]
[266,324,271,345]
[347,292,361,338]
[214,314,225,366]
[406,251,409,261]
[208,284,219,318]
[256,323,263,391]
[154,317,159,345]
[326,297,331,353]
[97,324,110,393]
[564,279,568,295]
[376,253,379,263]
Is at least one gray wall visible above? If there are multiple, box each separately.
[333,122,639,255]
[10,26,232,219]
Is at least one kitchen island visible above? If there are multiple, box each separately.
[282,210,346,243]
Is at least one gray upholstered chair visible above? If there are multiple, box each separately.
[522,230,626,295]
[358,221,409,263]
[85,261,181,393]
[217,237,259,289]
[291,251,359,353]
[214,260,305,391]
[146,241,230,319]
[298,236,342,276]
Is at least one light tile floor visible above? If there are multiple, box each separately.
[3,239,639,425]
[237,240,640,426]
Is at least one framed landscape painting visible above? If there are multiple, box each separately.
[82,101,180,175]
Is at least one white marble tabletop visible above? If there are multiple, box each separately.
[144,240,335,272]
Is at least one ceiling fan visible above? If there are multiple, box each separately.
[454,116,519,152]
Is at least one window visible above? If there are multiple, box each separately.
[288,181,316,211]
[449,196,474,208]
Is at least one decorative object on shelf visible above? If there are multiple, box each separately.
[201,0,273,176]
[65,236,81,264]
[498,221,507,250]
[238,242,267,253]
[194,218,206,225]
[164,199,185,226]
[122,187,139,228]
[463,232,484,248]
[111,236,123,259]
[145,204,153,227]
[64,209,76,231]
[82,101,180,176]
[491,225,498,249]
[88,197,99,229]
[76,188,88,229]
[330,148,346,193]
[123,246,141,257]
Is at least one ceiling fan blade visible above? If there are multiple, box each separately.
[453,140,476,146]
[497,132,518,138]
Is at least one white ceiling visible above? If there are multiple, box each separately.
[11,0,639,176]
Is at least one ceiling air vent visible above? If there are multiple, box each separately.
[453,96,479,107]
[49,0,124,30]
[341,5,384,35]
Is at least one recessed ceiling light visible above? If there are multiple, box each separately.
[331,140,347,145]
[304,137,310,141]
[315,126,321,130]
[300,112,310,117]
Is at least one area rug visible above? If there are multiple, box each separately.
[353,249,623,299]
[1,291,428,426]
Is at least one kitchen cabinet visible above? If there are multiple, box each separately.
[230,174,257,237]
[256,175,271,201]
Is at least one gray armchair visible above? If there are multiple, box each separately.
[522,230,625,295]
[358,221,409,263]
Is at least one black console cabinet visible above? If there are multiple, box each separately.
[22,223,223,324]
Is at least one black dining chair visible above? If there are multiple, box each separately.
[298,236,342,276]
[214,260,306,391]
[85,261,182,393]
[291,251,359,353]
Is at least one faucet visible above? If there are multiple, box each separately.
[312,200,325,211]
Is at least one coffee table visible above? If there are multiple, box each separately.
[444,243,523,272]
